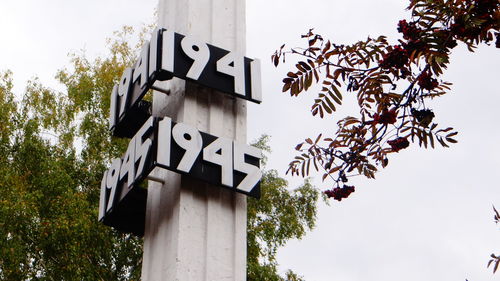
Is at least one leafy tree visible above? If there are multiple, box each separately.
[248,136,319,281]
[272,0,498,201]
[0,26,141,280]
[0,26,320,280]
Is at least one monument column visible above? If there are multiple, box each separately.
[141,0,248,280]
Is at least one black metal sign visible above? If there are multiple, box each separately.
[98,118,156,236]
[156,117,262,197]
[109,28,262,138]
[99,116,262,236]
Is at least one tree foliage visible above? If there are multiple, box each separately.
[0,26,141,280]
[272,0,499,201]
[0,26,320,280]
[248,136,319,281]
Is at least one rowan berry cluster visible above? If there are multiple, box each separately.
[451,0,499,42]
[401,39,427,55]
[379,45,409,69]
[324,185,355,201]
[372,108,397,125]
[411,109,435,127]
[398,20,421,40]
[387,137,410,152]
[417,71,439,90]
[397,19,430,56]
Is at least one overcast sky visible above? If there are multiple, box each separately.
[1,0,499,280]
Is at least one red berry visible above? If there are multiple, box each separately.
[373,108,398,125]
[398,19,422,40]
[380,45,409,69]
[411,109,435,127]
[324,185,356,201]
[387,137,410,152]
[417,71,439,90]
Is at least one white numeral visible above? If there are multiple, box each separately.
[203,137,233,186]
[135,117,153,179]
[149,28,160,78]
[217,52,245,95]
[106,158,122,212]
[132,41,150,89]
[172,123,203,172]
[109,84,118,129]
[118,67,133,119]
[234,143,262,192]
[250,59,262,102]
[98,171,108,221]
[157,117,172,168]
[120,138,136,189]
[161,30,175,73]
[180,36,210,80]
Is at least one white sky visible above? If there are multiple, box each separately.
[1,0,499,280]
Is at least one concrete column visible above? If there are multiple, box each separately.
[141,0,247,280]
